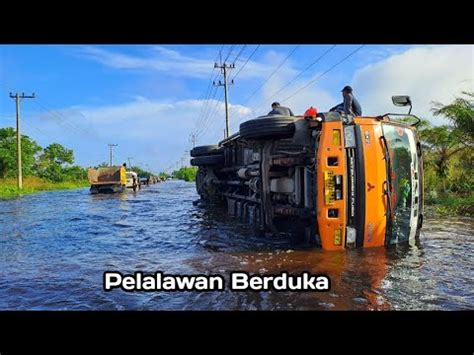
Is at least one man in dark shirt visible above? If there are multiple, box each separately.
[330,86,362,116]
[268,102,295,116]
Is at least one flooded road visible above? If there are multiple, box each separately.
[0,180,472,310]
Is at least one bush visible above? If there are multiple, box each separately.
[172,167,197,182]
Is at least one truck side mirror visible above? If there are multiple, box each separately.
[392,95,412,114]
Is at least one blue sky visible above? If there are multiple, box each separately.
[0,45,472,172]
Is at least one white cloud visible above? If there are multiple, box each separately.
[78,46,273,80]
[352,45,474,124]
[231,45,473,132]
[30,97,254,171]
[28,45,473,171]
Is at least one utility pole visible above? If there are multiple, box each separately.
[108,144,118,166]
[127,157,133,169]
[190,133,196,148]
[9,92,35,189]
[213,62,235,139]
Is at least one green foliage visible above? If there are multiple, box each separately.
[0,127,42,178]
[432,91,474,142]
[0,128,87,184]
[35,143,86,182]
[128,166,152,178]
[62,165,88,182]
[419,124,467,180]
[172,166,197,182]
[425,195,474,217]
[158,172,170,180]
[0,176,88,199]
[419,92,474,201]
[41,143,74,165]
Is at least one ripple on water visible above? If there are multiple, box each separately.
[0,181,472,310]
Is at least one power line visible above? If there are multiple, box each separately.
[238,45,365,123]
[266,45,337,101]
[195,84,220,138]
[242,45,300,105]
[196,90,224,140]
[194,46,223,134]
[194,45,236,141]
[31,100,107,146]
[223,45,235,63]
[282,45,365,102]
[231,45,247,64]
[193,45,228,140]
[230,45,260,81]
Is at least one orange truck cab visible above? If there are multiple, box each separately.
[191,96,423,250]
[316,113,423,250]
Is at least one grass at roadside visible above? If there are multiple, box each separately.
[0,176,89,199]
[425,195,474,217]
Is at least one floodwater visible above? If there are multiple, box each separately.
[0,180,472,310]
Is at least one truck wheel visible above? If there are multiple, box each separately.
[239,115,297,140]
[190,145,222,157]
[190,154,224,166]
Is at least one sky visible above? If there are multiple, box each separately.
[0,44,472,173]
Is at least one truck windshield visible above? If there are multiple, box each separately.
[382,124,419,244]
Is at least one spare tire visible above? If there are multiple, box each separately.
[190,145,222,157]
[190,154,224,166]
[239,115,296,140]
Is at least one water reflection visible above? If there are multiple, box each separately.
[0,181,472,310]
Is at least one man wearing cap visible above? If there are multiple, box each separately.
[268,102,295,116]
[330,86,362,116]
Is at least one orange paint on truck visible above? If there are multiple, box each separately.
[317,121,347,251]
[354,118,387,248]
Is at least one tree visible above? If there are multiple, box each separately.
[420,125,465,180]
[63,165,88,182]
[96,162,109,168]
[158,172,170,180]
[432,91,474,143]
[172,166,197,182]
[37,143,75,182]
[41,143,74,165]
[128,166,152,178]
[0,127,42,178]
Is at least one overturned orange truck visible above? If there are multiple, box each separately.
[191,96,424,250]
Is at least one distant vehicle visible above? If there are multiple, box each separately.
[126,171,140,191]
[139,177,148,184]
[88,166,127,194]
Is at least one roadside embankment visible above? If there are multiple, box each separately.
[0,177,89,199]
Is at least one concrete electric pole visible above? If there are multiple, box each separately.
[9,92,35,189]
[108,144,118,166]
[213,62,235,139]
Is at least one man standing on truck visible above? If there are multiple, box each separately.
[329,86,362,116]
[268,102,295,116]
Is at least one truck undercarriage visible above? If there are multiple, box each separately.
[192,115,321,244]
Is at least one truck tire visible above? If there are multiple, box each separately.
[190,154,224,166]
[239,115,296,140]
[190,145,222,157]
